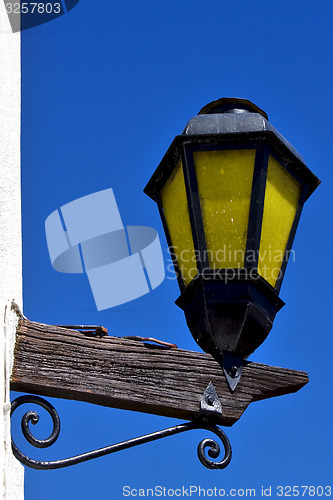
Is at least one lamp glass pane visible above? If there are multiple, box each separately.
[194,149,256,268]
[258,155,301,287]
[160,160,197,286]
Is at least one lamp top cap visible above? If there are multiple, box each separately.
[198,98,268,121]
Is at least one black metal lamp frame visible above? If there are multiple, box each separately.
[145,132,317,295]
[144,100,320,390]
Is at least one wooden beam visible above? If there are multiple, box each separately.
[11,319,308,426]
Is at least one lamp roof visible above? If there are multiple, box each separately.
[144,98,321,200]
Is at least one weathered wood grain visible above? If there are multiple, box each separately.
[11,319,309,426]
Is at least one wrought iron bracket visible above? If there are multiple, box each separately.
[11,391,232,471]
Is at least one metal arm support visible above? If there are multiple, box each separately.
[11,386,232,471]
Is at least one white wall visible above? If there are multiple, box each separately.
[0,4,24,498]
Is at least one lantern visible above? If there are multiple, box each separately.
[144,98,320,390]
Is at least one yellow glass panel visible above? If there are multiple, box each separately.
[258,156,301,287]
[160,160,197,286]
[194,150,256,268]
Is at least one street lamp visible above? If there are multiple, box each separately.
[144,98,320,391]
[9,99,315,471]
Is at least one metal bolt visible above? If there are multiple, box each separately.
[229,366,238,378]
[205,395,215,406]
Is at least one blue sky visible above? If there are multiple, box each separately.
[12,0,333,498]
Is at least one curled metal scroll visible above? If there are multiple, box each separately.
[11,395,232,470]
